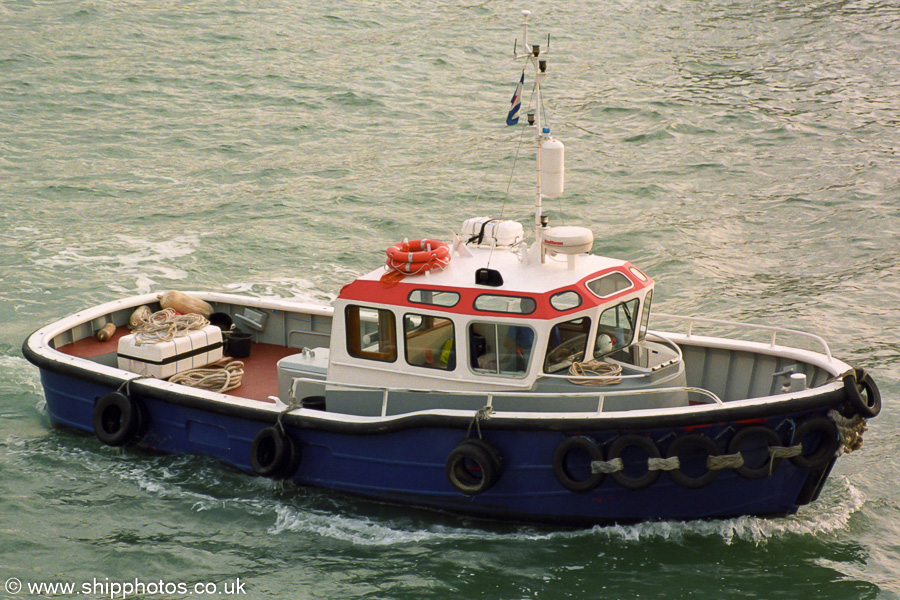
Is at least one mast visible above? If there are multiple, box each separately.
[514,11,563,255]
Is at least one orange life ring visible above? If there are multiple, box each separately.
[385,239,451,274]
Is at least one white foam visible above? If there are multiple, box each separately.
[263,478,867,547]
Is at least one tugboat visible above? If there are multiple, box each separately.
[22,13,880,525]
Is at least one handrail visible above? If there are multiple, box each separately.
[539,330,684,383]
[289,376,723,415]
[652,313,834,362]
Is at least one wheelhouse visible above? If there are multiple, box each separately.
[328,247,656,393]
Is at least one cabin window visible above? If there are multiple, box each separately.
[345,305,397,362]
[469,322,534,377]
[544,317,592,373]
[638,290,652,342]
[549,290,583,311]
[594,299,639,358]
[403,313,455,370]
[586,272,633,299]
[408,289,460,308]
[473,294,536,315]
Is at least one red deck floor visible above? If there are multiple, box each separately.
[58,326,298,403]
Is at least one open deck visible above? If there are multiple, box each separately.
[57,325,294,403]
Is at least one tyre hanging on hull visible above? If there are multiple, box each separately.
[665,433,721,489]
[607,434,661,491]
[789,415,840,471]
[727,426,783,479]
[446,438,503,495]
[93,392,146,447]
[251,427,300,480]
[843,367,881,418]
[553,436,605,493]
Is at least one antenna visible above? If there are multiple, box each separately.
[508,11,564,258]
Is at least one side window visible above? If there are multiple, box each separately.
[638,290,652,342]
[594,299,639,357]
[469,322,534,377]
[404,314,455,370]
[345,305,397,362]
[544,317,592,373]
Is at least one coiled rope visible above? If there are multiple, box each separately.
[132,308,210,345]
[169,360,245,393]
[568,360,623,386]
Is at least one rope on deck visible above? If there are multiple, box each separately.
[131,308,210,345]
[567,360,623,386]
[169,360,244,393]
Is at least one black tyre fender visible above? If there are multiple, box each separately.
[281,434,302,480]
[665,433,721,489]
[608,434,661,491]
[93,392,145,447]
[251,427,292,478]
[843,367,881,418]
[790,415,840,471]
[727,426,783,479]
[446,438,503,495]
[552,436,605,493]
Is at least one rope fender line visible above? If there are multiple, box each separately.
[591,458,623,474]
[647,456,681,471]
[466,405,494,440]
[588,445,807,479]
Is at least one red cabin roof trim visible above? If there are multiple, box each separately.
[337,264,653,320]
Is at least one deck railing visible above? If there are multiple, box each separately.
[652,313,834,362]
[288,376,723,417]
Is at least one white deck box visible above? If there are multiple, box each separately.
[117,325,224,379]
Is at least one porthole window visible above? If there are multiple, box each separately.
[408,289,460,307]
[549,290,583,311]
[473,294,536,315]
[629,266,649,282]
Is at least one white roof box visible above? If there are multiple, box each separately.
[542,226,594,255]
[461,217,525,247]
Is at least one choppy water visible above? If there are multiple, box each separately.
[2,1,899,598]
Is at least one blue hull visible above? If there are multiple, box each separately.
[37,367,841,525]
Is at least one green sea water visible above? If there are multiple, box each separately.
[2,1,899,598]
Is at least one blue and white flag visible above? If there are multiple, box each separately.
[506,70,524,125]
